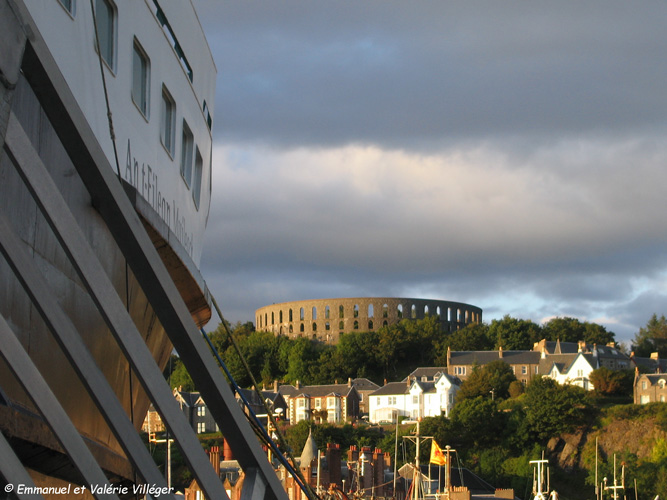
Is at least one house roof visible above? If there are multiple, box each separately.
[278,383,357,399]
[638,373,667,386]
[174,390,204,407]
[449,350,541,366]
[351,378,381,392]
[541,352,598,376]
[371,381,410,397]
[402,367,448,382]
[632,355,667,373]
[411,381,436,393]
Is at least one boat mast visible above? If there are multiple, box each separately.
[529,457,549,500]
[443,445,456,500]
[414,420,421,500]
[604,454,625,500]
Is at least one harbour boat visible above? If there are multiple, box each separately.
[0,0,215,490]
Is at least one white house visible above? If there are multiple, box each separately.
[541,352,599,391]
[368,372,460,423]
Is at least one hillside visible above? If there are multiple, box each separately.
[545,404,667,499]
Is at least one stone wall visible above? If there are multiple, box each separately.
[255,297,482,343]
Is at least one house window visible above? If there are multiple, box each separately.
[197,406,205,417]
[454,366,466,376]
[388,396,396,405]
[412,395,418,404]
[197,422,205,433]
[522,366,527,375]
[95,0,115,69]
[132,40,150,118]
[193,147,203,208]
[180,121,194,187]
[642,381,647,390]
[161,87,176,156]
[298,399,305,408]
[314,398,321,409]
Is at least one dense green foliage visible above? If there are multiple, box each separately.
[167,314,624,390]
[455,360,517,401]
[589,367,634,396]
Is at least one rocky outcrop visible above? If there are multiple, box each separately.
[546,415,667,471]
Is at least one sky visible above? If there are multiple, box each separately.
[194,1,667,346]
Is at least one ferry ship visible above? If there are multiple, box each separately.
[0,0,238,493]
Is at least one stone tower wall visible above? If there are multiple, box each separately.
[255,297,482,344]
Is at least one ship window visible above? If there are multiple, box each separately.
[161,86,176,156]
[180,120,194,188]
[203,100,212,130]
[132,39,150,118]
[193,147,203,208]
[94,0,116,70]
[58,0,75,16]
[151,0,193,82]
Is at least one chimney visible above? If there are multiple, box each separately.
[406,376,411,388]
[274,380,279,392]
[223,438,234,461]
[327,443,342,486]
[498,346,503,358]
[578,340,586,353]
[209,446,221,476]
[296,380,301,389]
[348,377,352,388]
[383,378,387,386]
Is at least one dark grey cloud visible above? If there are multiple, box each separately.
[196,2,667,345]
[198,1,667,149]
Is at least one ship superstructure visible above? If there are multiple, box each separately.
[0,1,285,498]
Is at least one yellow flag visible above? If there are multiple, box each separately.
[430,441,446,466]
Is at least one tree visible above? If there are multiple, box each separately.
[450,396,505,448]
[633,314,667,358]
[543,317,615,345]
[436,323,494,359]
[508,380,524,398]
[522,376,593,442]
[488,315,543,351]
[456,360,517,402]
[589,367,634,396]
[169,358,195,391]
